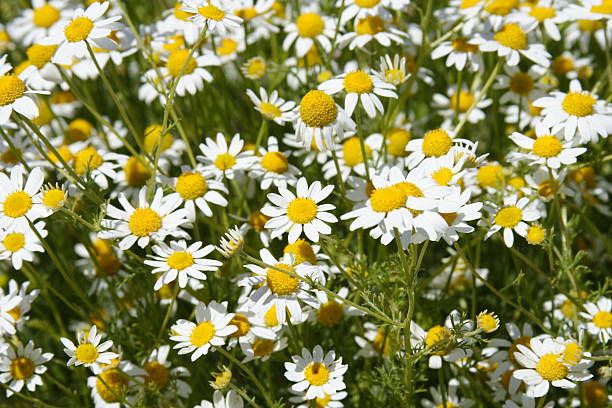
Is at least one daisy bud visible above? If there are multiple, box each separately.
[477,310,500,333]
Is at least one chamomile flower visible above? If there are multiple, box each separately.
[262,177,336,243]
[283,13,335,57]
[0,55,49,124]
[0,280,39,332]
[250,136,300,190]
[533,79,612,143]
[431,37,483,71]
[98,187,191,249]
[195,390,244,408]
[141,345,192,398]
[404,128,468,169]
[0,292,21,335]
[509,0,568,41]
[60,325,118,374]
[284,345,348,400]
[39,1,122,65]
[339,0,393,25]
[495,65,548,105]
[246,88,296,125]
[87,363,141,407]
[310,288,364,328]
[337,15,406,50]
[289,388,348,408]
[241,57,267,80]
[170,301,237,361]
[0,340,53,397]
[435,187,483,244]
[433,86,492,127]
[70,144,123,189]
[166,166,228,221]
[319,69,397,118]
[182,0,243,35]
[579,297,612,343]
[7,0,69,46]
[485,195,541,247]
[0,221,46,270]
[0,165,48,229]
[145,240,222,290]
[375,54,410,86]
[197,133,253,180]
[216,226,244,258]
[159,49,220,98]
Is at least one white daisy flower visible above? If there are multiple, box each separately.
[283,13,335,57]
[310,287,365,328]
[140,345,192,399]
[145,240,222,290]
[508,0,569,41]
[404,128,469,169]
[433,86,493,127]
[182,0,243,35]
[0,340,53,397]
[250,136,301,190]
[421,379,475,408]
[170,301,237,361]
[289,388,347,408]
[0,220,46,270]
[197,133,253,181]
[0,280,39,332]
[337,15,406,50]
[533,79,612,143]
[166,166,228,221]
[338,0,393,25]
[246,88,296,125]
[39,1,122,65]
[435,186,483,244]
[513,337,593,397]
[226,309,278,352]
[0,165,48,229]
[70,144,124,189]
[216,226,245,258]
[0,55,49,124]
[98,187,191,250]
[284,345,348,400]
[431,37,483,71]
[87,362,142,408]
[374,54,410,86]
[159,49,220,98]
[495,65,548,105]
[484,195,541,247]
[7,0,70,46]
[509,123,586,169]
[0,291,22,335]
[579,297,612,343]
[195,390,243,408]
[60,325,118,374]
[503,394,554,408]
[262,177,337,243]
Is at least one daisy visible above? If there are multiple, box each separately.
[159,49,220,98]
[39,1,122,65]
[197,133,253,181]
[354,322,400,358]
[74,234,125,294]
[579,297,612,343]
[484,195,541,247]
[431,37,483,71]
[0,165,48,229]
[338,0,393,25]
[421,379,475,408]
[98,187,191,250]
[182,0,243,35]
[241,57,267,80]
[337,15,406,50]
[0,280,39,332]
[310,288,364,328]
[145,240,222,290]
[524,167,573,202]
[250,136,301,190]
[262,177,337,243]
[227,309,278,351]
[283,13,335,57]
[284,345,348,400]
[232,0,279,44]
[0,340,53,397]
[111,155,155,201]
[319,69,397,118]
[495,65,548,105]
[509,123,586,169]
[7,0,69,46]
[216,226,244,258]
[70,144,124,189]
[240,332,288,363]
[503,394,554,408]
[0,55,49,124]
[0,220,47,270]
[513,336,593,397]
[238,248,323,324]
[165,166,228,221]
[435,187,483,244]
[290,389,347,408]
[533,79,612,143]
[195,390,244,408]
[404,128,470,169]
[141,345,191,398]
[374,54,410,86]
[170,301,237,361]
[433,86,492,127]
[246,88,296,125]
[0,291,21,335]
[87,362,141,407]
[509,0,569,41]
[60,325,118,374]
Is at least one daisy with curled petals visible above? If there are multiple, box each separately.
[431,37,483,72]
[182,0,243,35]
[246,88,296,125]
[197,133,253,181]
[238,248,323,324]
[159,49,220,98]
[470,22,551,66]
[533,79,612,143]
[579,297,612,343]
[0,166,48,229]
[145,240,222,290]
[166,166,228,221]
[284,345,348,400]
[512,336,593,397]
[421,379,474,408]
[0,55,49,124]
[484,195,541,247]
[0,221,46,270]
[293,90,356,151]
[195,390,243,408]
[509,123,586,169]
[319,70,397,118]
[39,1,122,65]
[0,340,53,397]
[60,325,118,374]
[283,13,335,57]
[436,187,483,245]
[375,54,410,86]
[7,0,69,46]
[250,136,301,190]
[262,177,337,243]
[170,301,237,361]
[98,187,191,250]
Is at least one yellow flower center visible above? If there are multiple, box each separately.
[477,164,504,188]
[422,128,452,157]
[432,167,454,186]
[10,357,34,380]
[33,4,61,28]
[217,38,238,55]
[578,19,603,32]
[260,102,281,119]
[235,7,258,19]
[261,151,289,173]
[166,49,197,77]
[563,342,583,366]
[7,306,20,321]
[175,171,208,200]
[3,191,32,218]
[191,321,216,347]
[508,336,531,366]
[510,72,534,95]
[93,239,121,277]
[440,212,458,225]
[450,91,474,112]
[167,251,194,270]
[355,0,381,7]
[536,353,568,381]
[494,23,527,50]
[266,263,299,295]
[532,135,562,158]
[316,394,332,408]
[264,305,279,327]
[494,206,522,228]
[537,180,558,198]
[370,186,405,213]
[526,225,546,244]
[249,210,270,231]
[477,313,499,333]
[591,0,612,14]
[26,44,57,69]
[425,325,451,355]
[229,313,251,337]
[304,362,330,386]
[246,58,266,78]
[343,136,370,167]
[343,70,373,94]
[593,311,612,328]
[0,75,26,106]
[0,148,19,165]
[386,128,411,157]
[128,208,162,237]
[64,17,94,42]
[485,0,519,15]
[144,124,173,153]
[299,90,337,128]
[75,343,99,364]
[317,301,344,327]
[355,15,385,35]
[384,69,405,85]
[561,92,595,117]
[296,13,324,38]
[3,232,25,252]
[174,3,194,20]
[124,157,151,187]
[143,361,170,389]
[198,4,226,20]
[96,368,129,403]
[214,152,237,170]
[252,338,274,357]
[437,403,458,408]
[560,298,575,319]
[73,147,103,175]
[284,238,317,264]
[460,0,482,8]
[582,381,609,407]
[529,6,555,21]
[552,56,575,76]
[451,37,479,53]
[65,118,93,143]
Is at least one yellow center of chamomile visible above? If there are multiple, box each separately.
[128,208,162,237]
[214,153,237,170]
[526,225,546,244]
[167,251,194,270]
[261,151,289,173]
[287,198,318,225]
[299,90,337,128]
[422,129,452,157]
[450,91,474,113]
[176,172,208,200]
[26,44,57,69]
[561,92,595,117]
[304,362,330,386]
[10,357,35,380]
[191,321,216,347]
[536,353,568,381]
[510,72,534,95]
[343,136,370,167]
[143,361,170,389]
[425,325,451,355]
[296,13,324,38]
[532,135,562,158]
[370,186,405,213]
[3,191,32,218]
[494,23,527,50]
[75,343,99,364]
[96,368,129,403]
[33,4,61,28]
[494,206,522,228]
[166,49,197,77]
[284,239,317,264]
[229,313,251,337]
[198,4,226,20]
[477,164,504,187]
[0,75,26,106]
[451,37,479,53]
[593,311,612,328]
[3,232,25,252]
[124,157,151,187]
[386,128,411,157]
[73,147,103,175]
[252,338,275,356]
[64,17,94,42]
[355,15,385,35]
[266,263,299,295]
[355,0,382,8]
[260,102,282,118]
[343,70,373,94]
[317,301,344,327]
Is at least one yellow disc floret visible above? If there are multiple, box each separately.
[593,311,612,328]
[96,369,129,403]
[128,208,162,237]
[266,263,299,295]
[64,17,94,42]
[343,136,370,167]
[355,15,385,35]
[0,75,26,106]
[143,361,170,389]
[370,186,405,213]
[75,343,99,364]
[191,321,216,347]
[33,4,61,28]
[425,325,451,355]
[287,198,318,224]
[343,70,373,94]
[494,23,527,50]
[261,151,289,173]
[198,4,226,20]
[167,251,194,270]
[299,90,337,128]
[3,191,32,218]
[304,362,330,386]
[509,72,534,95]
[317,301,344,327]
[166,49,197,77]
[284,239,317,265]
[561,92,595,117]
[229,313,251,337]
[10,357,34,380]
[494,206,522,228]
[124,157,151,187]
[26,44,57,69]
[175,172,208,200]
[296,13,324,38]
[526,225,546,244]
[3,232,25,252]
[532,135,562,158]
[535,354,568,381]
[422,129,452,157]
